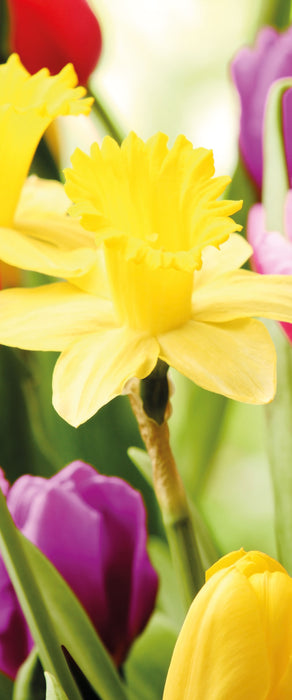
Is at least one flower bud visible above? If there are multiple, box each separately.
[163,549,292,699]
[7,0,102,85]
[231,25,292,190]
[0,462,158,678]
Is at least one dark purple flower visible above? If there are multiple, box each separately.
[247,192,292,343]
[231,25,292,189]
[0,462,158,678]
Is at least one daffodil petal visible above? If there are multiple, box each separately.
[17,176,71,216]
[159,318,276,404]
[0,282,115,350]
[53,328,159,426]
[192,269,292,323]
[194,233,253,288]
[0,224,96,277]
[16,176,96,249]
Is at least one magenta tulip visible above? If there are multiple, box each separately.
[247,192,292,342]
[231,25,292,189]
[0,461,158,678]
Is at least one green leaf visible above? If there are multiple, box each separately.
[262,78,292,232]
[45,673,69,700]
[13,649,45,700]
[225,157,258,232]
[169,372,228,498]
[148,537,185,629]
[125,613,177,700]
[264,321,292,575]
[0,671,13,700]
[0,489,129,700]
[127,447,152,486]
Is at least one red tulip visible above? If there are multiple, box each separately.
[7,0,102,84]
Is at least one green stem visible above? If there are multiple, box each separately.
[87,84,125,144]
[262,77,292,572]
[165,513,205,609]
[265,321,292,574]
[129,381,205,610]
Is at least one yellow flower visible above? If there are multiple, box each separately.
[163,549,292,700]
[0,132,291,426]
[0,53,93,282]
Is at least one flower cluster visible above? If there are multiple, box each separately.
[0,57,291,426]
[0,6,291,700]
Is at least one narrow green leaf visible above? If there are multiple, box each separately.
[0,671,13,700]
[0,489,82,700]
[262,77,292,232]
[127,447,152,485]
[125,613,177,700]
[13,649,45,700]
[148,537,185,629]
[0,490,129,700]
[264,321,292,574]
[45,673,69,700]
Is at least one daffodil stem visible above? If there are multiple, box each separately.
[264,321,292,575]
[129,380,205,610]
[87,85,125,145]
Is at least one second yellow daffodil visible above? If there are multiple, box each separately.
[0,74,291,426]
[0,53,93,281]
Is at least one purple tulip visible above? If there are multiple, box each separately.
[231,25,292,189]
[247,192,292,343]
[0,461,158,678]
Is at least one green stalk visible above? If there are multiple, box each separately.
[129,371,205,611]
[265,322,292,574]
[262,78,292,571]
[87,84,125,144]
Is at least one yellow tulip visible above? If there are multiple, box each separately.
[163,549,292,699]
[0,131,292,426]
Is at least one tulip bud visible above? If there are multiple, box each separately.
[7,0,102,85]
[163,549,292,699]
[0,462,158,678]
[231,25,292,190]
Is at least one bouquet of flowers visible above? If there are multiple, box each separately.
[0,0,291,697]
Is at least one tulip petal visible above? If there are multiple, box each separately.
[159,318,276,404]
[192,269,292,323]
[163,568,270,700]
[250,572,292,696]
[0,282,115,350]
[247,203,292,275]
[53,328,159,426]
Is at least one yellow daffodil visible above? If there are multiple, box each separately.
[163,549,292,699]
[0,53,93,284]
[0,132,292,426]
